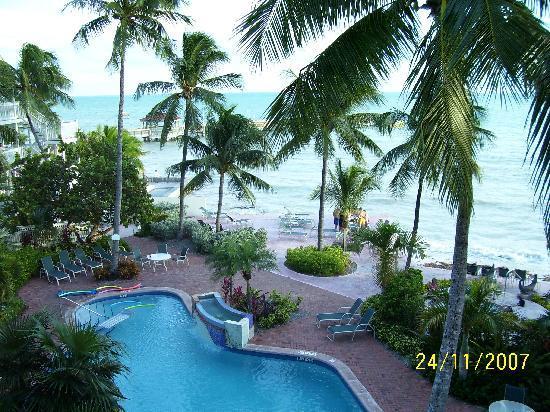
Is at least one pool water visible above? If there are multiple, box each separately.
[76,294,364,411]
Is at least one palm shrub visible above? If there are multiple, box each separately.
[352,220,426,288]
[208,228,276,311]
[311,159,379,250]
[421,278,501,380]
[136,32,242,238]
[0,314,126,411]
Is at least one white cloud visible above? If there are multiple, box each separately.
[0,0,411,95]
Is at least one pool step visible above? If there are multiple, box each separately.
[97,313,130,331]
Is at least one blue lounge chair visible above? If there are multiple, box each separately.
[59,250,87,277]
[41,256,71,286]
[132,248,151,268]
[74,248,102,273]
[327,308,376,341]
[316,298,363,328]
[93,245,113,263]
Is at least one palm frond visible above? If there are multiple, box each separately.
[134,81,176,99]
[182,170,212,195]
[201,73,243,90]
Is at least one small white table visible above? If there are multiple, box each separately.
[147,253,171,272]
[489,400,534,412]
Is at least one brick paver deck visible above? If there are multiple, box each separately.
[18,236,478,412]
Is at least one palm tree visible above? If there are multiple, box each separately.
[0,314,126,411]
[0,43,73,151]
[421,278,500,380]
[236,2,550,409]
[65,0,189,272]
[135,32,242,238]
[312,159,379,250]
[264,69,384,251]
[177,107,271,231]
[373,109,492,270]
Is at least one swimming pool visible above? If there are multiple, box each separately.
[75,292,366,411]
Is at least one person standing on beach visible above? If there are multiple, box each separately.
[358,208,367,228]
[333,208,340,231]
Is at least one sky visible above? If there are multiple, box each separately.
[0,0,412,96]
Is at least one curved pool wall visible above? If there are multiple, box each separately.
[194,292,254,348]
[67,287,382,412]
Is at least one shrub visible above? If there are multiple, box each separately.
[285,245,350,276]
[94,236,132,253]
[0,296,25,324]
[148,219,179,240]
[93,260,140,281]
[257,290,302,329]
[374,322,423,362]
[531,293,550,310]
[380,268,425,328]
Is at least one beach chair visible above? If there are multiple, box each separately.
[74,248,102,273]
[327,308,376,341]
[59,250,87,278]
[504,384,526,403]
[316,298,363,328]
[93,245,114,264]
[132,248,151,268]
[40,256,71,286]
[176,247,190,266]
[157,243,168,254]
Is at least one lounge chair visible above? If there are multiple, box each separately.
[59,250,87,277]
[93,245,114,264]
[132,248,151,268]
[176,247,189,266]
[157,243,168,254]
[504,384,526,403]
[316,298,363,328]
[74,248,102,273]
[327,308,376,341]
[41,256,71,286]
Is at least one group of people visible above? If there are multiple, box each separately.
[332,208,369,231]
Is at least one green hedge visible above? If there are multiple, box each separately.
[285,246,350,276]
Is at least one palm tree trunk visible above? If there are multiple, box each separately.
[215,172,225,232]
[111,49,125,273]
[427,197,472,412]
[178,98,191,239]
[458,331,469,380]
[406,179,423,270]
[24,112,45,152]
[317,134,329,250]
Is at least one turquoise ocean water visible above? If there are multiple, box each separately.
[56,93,549,274]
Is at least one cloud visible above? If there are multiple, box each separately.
[0,0,410,96]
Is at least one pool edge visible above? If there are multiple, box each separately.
[65,286,382,412]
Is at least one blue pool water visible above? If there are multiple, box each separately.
[76,293,364,411]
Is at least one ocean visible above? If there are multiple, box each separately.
[55,92,549,275]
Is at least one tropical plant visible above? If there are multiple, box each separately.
[6,126,154,243]
[136,32,242,238]
[421,278,501,380]
[264,76,383,251]
[0,43,73,151]
[174,107,272,231]
[373,109,493,270]
[65,0,189,272]
[352,220,426,288]
[208,228,276,311]
[238,2,549,409]
[312,159,379,250]
[285,245,350,276]
[0,314,126,411]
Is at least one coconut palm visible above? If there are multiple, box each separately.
[373,109,492,270]
[0,314,126,411]
[135,32,242,238]
[421,278,500,380]
[237,3,549,408]
[65,0,189,272]
[312,159,379,250]
[0,43,73,151]
[173,107,272,231]
[266,79,384,251]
